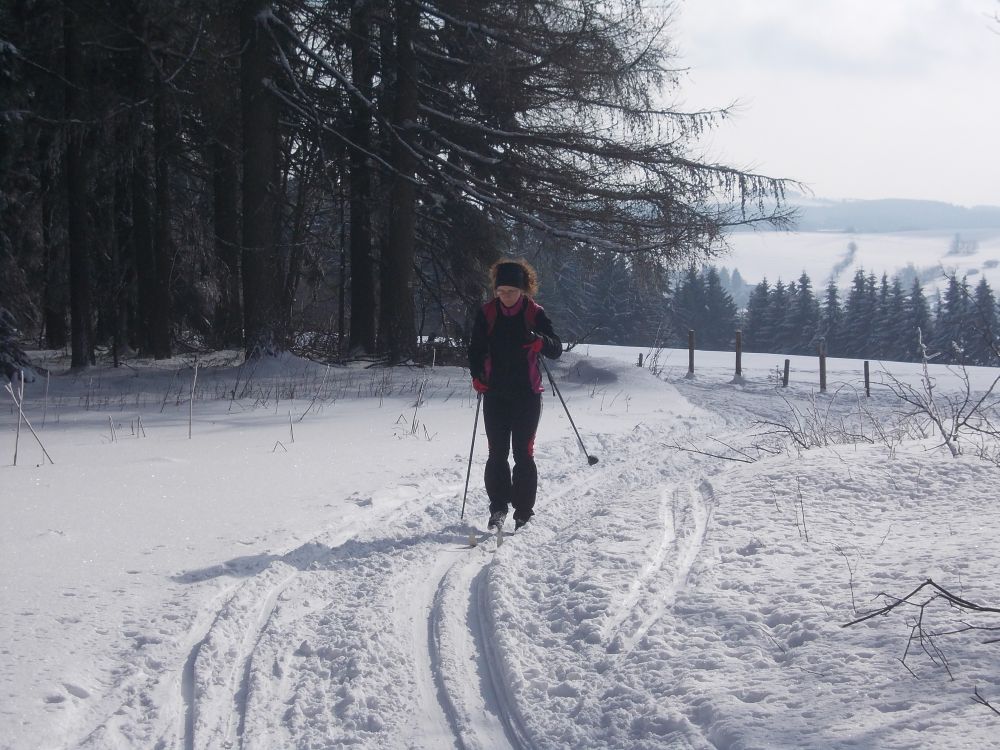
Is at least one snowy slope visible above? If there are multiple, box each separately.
[2,348,999,749]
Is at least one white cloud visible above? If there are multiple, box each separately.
[674,0,1000,206]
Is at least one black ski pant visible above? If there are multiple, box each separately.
[483,391,542,521]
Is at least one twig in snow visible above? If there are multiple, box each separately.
[4,382,54,465]
[973,687,1000,717]
[663,441,756,464]
[835,545,859,615]
[843,579,1000,683]
[796,476,809,542]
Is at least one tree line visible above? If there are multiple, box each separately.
[545,259,1000,367]
[0,0,793,371]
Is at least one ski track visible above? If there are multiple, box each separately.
[605,479,715,657]
[396,549,462,749]
[189,561,300,750]
[85,379,739,749]
[172,474,533,750]
[471,567,534,750]
[178,434,653,750]
[433,554,518,750]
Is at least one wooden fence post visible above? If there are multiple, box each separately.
[864,360,870,397]
[735,330,743,378]
[686,330,695,378]
[783,359,790,387]
[819,337,827,393]
[637,353,643,368]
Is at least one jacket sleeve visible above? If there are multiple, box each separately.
[467,308,489,379]
[532,309,562,360]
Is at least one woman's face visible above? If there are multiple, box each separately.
[496,285,523,307]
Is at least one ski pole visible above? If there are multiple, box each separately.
[460,392,483,519]
[540,358,598,466]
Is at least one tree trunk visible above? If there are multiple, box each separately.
[380,0,419,362]
[40,134,67,349]
[280,153,311,335]
[208,0,243,349]
[151,68,173,359]
[348,0,376,353]
[130,69,156,355]
[240,0,282,358]
[64,0,94,368]
[132,148,156,355]
[112,164,133,363]
[211,135,242,347]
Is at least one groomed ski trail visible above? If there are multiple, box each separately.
[109,374,742,749]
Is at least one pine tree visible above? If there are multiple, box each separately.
[702,266,737,350]
[842,269,875,358]
[881,277,908,361]
[969,277,998,365]
[933,275,972,362]
[904,278,933,361]
[768,280,789,353]
[787,271,819,354]
[771,279,795,353]
[744,279,772,353]
[670,265,706,346]
[871,273,891,359]
[819,280,843,356]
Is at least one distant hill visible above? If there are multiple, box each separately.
[788,197,1000,233]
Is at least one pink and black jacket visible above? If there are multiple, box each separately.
[468,297,562,395]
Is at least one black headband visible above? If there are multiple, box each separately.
[495,262,526,289]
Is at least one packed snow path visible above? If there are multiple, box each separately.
[167,416,719,750]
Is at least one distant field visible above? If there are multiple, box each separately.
[717,228,1000,294]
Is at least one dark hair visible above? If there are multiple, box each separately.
[488,258,539,297]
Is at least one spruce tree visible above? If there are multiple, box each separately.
[904,278,933,361]
[819,280,843,356]
[767,280,789,354]
[871,273,892,359]
[933,275,972,362]
[970,276,998,365]
[788,271,819,354]
[702,266,737,350]
[842,269,875,358]
[744,279,772,353]
[882,277,908,361]
[670,265,706,346]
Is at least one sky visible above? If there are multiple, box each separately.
[675,0,1000,207]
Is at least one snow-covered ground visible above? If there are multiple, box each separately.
[3,345,1000,749]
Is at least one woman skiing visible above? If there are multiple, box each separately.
[468,259,562,531]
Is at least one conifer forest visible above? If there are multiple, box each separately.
[652,265,1000,367]
[0,0,796,371]
[3,1,994,374]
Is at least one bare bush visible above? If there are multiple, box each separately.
[879,329,1000,460]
